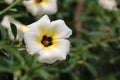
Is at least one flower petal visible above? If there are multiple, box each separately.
[1,15,11,29]
[27,15,50,35]
[5,0,13,4]
[24,32,43,55]
[38,39,70,64]
[98,0,117,11]
[23,0,39,15]
[41,0,57,15]
[1,15,25,41]
[51,20,72,39]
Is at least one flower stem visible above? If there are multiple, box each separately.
[0,0,22,15]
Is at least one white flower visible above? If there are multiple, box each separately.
[1,15,29,41]
[98,0,117,11]
[23,0,57,16]
[24,15,72,64]
[5,0,14,4]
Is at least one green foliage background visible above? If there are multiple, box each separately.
[0,0,120,80]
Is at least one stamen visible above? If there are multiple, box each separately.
[41,35,53,47]
[47,37,52,42]
[43,35,47,40]
[35,0,43,3]
[48,42,53,46]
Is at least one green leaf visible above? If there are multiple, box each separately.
[10,23,17,40]
[66,54,72,63]
[0,26,7,40]
[71,73,80,80]
[35,69,52,80]
[84,62,97,77]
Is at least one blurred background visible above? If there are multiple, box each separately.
[0,0,120,80]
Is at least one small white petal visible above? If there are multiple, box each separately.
[38,39,70,64]
[1,15,27,41]
[23,0,38,15]
[1,15,11,29]
[7,29,14,40]
[24,32,43,55]
[41,0,57,15]
[5,0,14,4]
[51,20,72,39]
[98,0,117,11]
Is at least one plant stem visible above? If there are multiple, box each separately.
[74,0,85,38]
[0,0,22,15]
